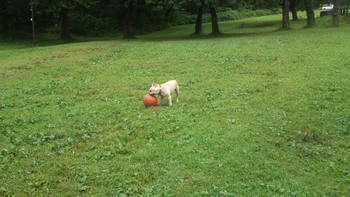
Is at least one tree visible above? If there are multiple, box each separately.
[194,0,204,35]
[33,0,101,39]
[60,3,71,39]
[181,0,223,35]
[33,0,73,39]
[290,0,298,20]
[114,0,177,38]
[0,0,9,31]
[30,0,36,42]
[58,0,100,39]
[121,0,138,38]
[333,0,340,25]
[3,0,324,39]
[304,0,315,26]
[0,0,31,32]
[282,0,290,29]
[209,1,220,35]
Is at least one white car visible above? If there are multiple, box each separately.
[321,4,334,10]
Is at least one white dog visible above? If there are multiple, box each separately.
[149,80,179,106]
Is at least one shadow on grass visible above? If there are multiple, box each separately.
[0,32,121,50]
[136,29,281,42]
[1,29,282,50]
[0,19,284,49]
[2,18,325,48]
[136,19,284,41]
[238,20,281,28]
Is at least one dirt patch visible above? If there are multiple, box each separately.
[65,47,103,53]
[41,54,67,61]
[8,65,32,70]
[37,45,116,63]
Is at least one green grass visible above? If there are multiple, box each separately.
[1,14,350,196]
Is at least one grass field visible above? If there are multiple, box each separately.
[1,14,350,196]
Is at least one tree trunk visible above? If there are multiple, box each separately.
[122,1,135,38]
[30,0,36,43]
[290,0,298,20]
[194,3,203,35]
[1,0,9,31]
[210,4,220,35]
[164,4,174,17]
[282,0,290,29]
[332,0,340,25]
[1,14,9,32]
[304,0,315,26]
[60,8,71,40]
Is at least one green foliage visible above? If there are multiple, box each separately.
[1,14,350,196]
[0,0,284,37]
[70,14,115,36]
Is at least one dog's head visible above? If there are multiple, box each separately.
[149,82,161,95]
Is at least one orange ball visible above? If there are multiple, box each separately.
[143,94,157,107]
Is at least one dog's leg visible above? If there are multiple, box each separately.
[175,85,179,103]
[168,95,172,106]
[158,96,163,105]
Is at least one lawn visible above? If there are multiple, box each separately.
[1,14,350,196]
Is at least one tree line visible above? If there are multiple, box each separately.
[0,0,348,40]
[282,0,348,29]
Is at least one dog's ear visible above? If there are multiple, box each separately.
[152,82,158,87]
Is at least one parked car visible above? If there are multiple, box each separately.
[321,4,334,10]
